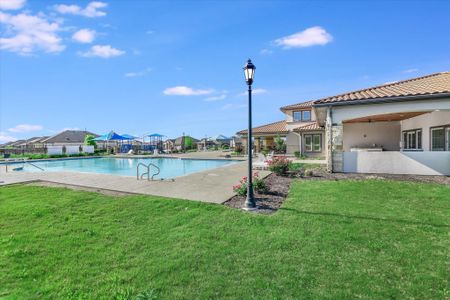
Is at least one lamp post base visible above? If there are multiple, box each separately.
[242,206,258,212]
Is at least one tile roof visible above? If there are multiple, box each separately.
[293,121,323,132]
[313,72,450,105]
[237,120,287,135]
[280,100,314,111]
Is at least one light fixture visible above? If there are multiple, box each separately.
[243,59,255,85]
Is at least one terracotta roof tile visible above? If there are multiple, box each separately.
[314,72,450,105]
[280,100,314,111]
[293,122,323,132]
[237,120,287,135]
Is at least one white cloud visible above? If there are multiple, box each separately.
[163,86,214,96]
[274,26,333,49]
[54,1,108,18]
[79,44,125,58]
[260,48,273,55]
[124,67,151,77]
[238,88,268,96]
[8,124,43,133]
[72,28,95,43]
[0,132,17,143]
[403,68,419,74]
[0,0,26,10]
[205,94,226,102]
[0,11,65,55]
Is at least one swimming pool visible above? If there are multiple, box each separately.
[12,157,240,179]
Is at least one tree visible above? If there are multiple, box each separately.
[84,134,97,147]
[184,136,193,150]
[274,135,286,153]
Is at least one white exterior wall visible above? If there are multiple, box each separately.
[401,110,450,151]
[343,151,450,175]
[286,132,300,154]
[343,121,401,151]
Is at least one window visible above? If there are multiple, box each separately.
[302,110,311,121]
[304,135,312,152]
[431,127,445,151]
[304,134,321,152]
[293,110,312,122]
[447,128,450,151]
[402,129,422,150]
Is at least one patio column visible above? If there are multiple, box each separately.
[326,106,344,172]
[255,138,261,153]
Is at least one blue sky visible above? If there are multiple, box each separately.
[1,0,449,142]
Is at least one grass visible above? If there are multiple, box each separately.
[1,180,449,299]
[289,162,325,171]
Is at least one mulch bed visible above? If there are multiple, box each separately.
[224,169,450,214]
[224,173,294,214]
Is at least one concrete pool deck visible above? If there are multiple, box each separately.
[0,160,270,204]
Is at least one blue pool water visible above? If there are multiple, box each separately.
[15,157,239,179]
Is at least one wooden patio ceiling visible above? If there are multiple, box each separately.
[343,111,430,123]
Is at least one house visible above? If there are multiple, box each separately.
[41,130,98,147]
[163,139,175,152]
[238,71,450,175]
[238,100,325,157]
[197,135,233,151]
[172,135,199,151]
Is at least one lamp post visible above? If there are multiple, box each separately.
[243,59,256,210]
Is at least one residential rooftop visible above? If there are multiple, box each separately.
[283,71,450,109]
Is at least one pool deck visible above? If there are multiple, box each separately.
[0,158,270,204]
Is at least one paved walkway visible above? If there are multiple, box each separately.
[0,161,269,204]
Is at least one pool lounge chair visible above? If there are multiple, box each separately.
[253,153,269,170]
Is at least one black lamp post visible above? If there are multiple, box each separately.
[243,59,256,210]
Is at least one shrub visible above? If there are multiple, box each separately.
[294,151,301,158]
[232,172,268,196]
[267,156,291,175]
[274,135,286,153]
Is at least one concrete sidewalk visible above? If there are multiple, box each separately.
[0,162,270,204]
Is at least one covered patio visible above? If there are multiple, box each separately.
[339,110,450,175]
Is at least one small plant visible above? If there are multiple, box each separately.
[233,172,268,196]
[294,151,301,158]
[274,135,286,153]
[267,156,291,175]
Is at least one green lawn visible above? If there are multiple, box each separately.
[1,180,449,299]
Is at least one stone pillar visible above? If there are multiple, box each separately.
[331,125,344,172]
[326,107,344,173]
[242,136,248,154]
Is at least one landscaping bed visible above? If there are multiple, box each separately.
[224,173,293,213]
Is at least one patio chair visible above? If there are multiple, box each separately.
[253,153,269,170]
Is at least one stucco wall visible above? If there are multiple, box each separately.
[343,151,450,175]
[343,121,401,151]
[286,132,300,154]
[400,110,450,151]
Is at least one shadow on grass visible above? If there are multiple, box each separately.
[279,208,450,228]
